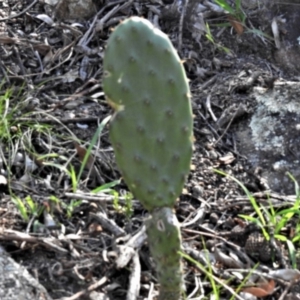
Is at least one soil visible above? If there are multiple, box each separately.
[1,0,300,299]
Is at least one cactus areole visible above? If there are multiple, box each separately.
[103,17,193,212]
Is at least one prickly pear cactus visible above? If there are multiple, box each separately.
[103,17,193,300]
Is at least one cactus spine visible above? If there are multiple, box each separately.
[103,17,193,300]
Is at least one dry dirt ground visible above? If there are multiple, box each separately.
[1,0,300,299]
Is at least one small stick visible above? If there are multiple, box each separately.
[178,0,189,53]
[0,0,38,22]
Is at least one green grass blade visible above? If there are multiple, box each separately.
[12,196,29,221]
[214,0,235,14]
[214,169,266,226]
[92,179,121,193]
[76,115,111,183]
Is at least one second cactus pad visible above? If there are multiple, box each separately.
[103,17,193,211]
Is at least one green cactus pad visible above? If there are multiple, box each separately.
[103,17,193,211]
[145,207,183,300]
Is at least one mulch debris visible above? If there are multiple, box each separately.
[1,0,300,299]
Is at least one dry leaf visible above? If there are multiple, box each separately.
[43,209,56,227]
[219,152,235,164]
[35,14,54,25]
[242,279,275,297]
[271,17,281,49]
[62,68,80,83]
[0,175,7,185]
[54,0,96,21]
[88,222,103,235]
[74,142,94,170]
[74,142,99,184]
[19,173,32,184]
[0,35,18,44]
[270,269,300,281]
[33,43,51,56]
[25,155,39,171]
[228,15,244,36]
[43,49,54,65]
[234,218,246,228]
[214,247,244,268]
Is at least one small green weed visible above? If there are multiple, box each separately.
[0,87,14,140]
[215,169,269,239]
[49,195,82,219]
[215,169,300,268]
[76,115,111,185]
[205,23,231,54]
[93,179,134,218]
[211,0,273,44]
[180,249,249,299]
[46,179,125,219]
[116,191,133,219]
[214,0,245,24]
[12,195,43,222]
